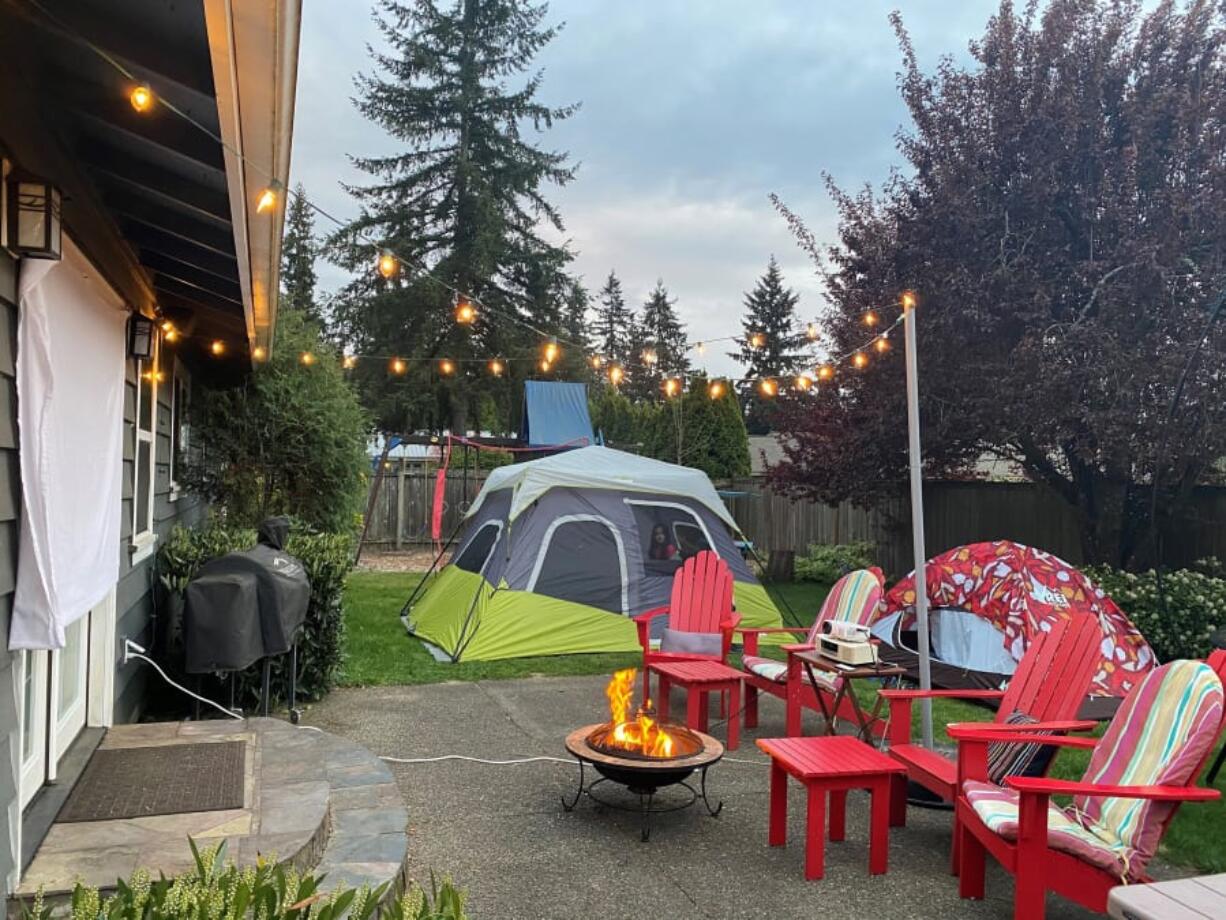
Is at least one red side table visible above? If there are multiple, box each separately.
[756,735,905,880]
[648,660,742,751]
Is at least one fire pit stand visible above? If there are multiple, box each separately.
[562,724,725,841]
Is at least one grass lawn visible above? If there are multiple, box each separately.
[341,569,1225,871]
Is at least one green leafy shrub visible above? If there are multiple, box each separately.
[1086,564,1225,662]
[22,840,468,920]
[158,523,355,706]
[794,541,877,584]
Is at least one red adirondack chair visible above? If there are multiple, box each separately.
[953,651,1226,920]
[635,551,740,703]
[880,614,1102,825]
[736,568,885,735]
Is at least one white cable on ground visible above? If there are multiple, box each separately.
[127,650,245,722]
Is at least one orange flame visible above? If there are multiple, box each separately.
[601,668,676,758]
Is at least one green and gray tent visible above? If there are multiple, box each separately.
[405,446,783,661]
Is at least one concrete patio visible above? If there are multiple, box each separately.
[303,674,1115,920]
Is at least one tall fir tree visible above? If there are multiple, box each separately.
[595,271,632,366]
[621,309,652,401]
[731,257,806,433]
[327,0,576,434]
[636,280,688,397]
[280,183,320,321]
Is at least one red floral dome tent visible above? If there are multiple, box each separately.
[876,541,1154,699]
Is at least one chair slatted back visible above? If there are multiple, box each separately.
[998,615,1101,722]
[669,551,734,635]
[806,568,884,643]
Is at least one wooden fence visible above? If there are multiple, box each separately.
[361,466,1226,574]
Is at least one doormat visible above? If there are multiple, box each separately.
[58,741,246,822]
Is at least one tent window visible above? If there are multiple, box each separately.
[454,522,502,574]
[626,501,715,576]
[529,516,628,615]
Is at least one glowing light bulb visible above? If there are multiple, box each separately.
[439,358,455,376]
[875,334,890,353]
[299,351,316,366]
[749,332,765,349]
[707,379,725,400]
[863,310,879,328]
[608,365,624,386]
[162,322,179,343]
[794,373,813,391]
[590,354,605,369]
[544,339,560,363]
[130,85,153,113]
[211,340,225,356]
[806,322,819,341]
[817,364,834,381]
[255,187,278,214]
[389,357,406,375]
[378,252,398,279]
[342,354,357,370]
[539,359,552,372]
[901,290,917,310]
[455,300,477,324]
[696,342,706,356]
[663,377,681,398]
[759,378,778,397]
[853,351,868,369]
[488,358,505,377]
[252,345,267,361]
[641,348,657,365]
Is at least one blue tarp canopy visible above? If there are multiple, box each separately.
[521,381,594,447]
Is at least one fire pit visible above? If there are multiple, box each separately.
[561,669,724,841]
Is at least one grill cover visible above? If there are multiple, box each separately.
[183,517,311,673]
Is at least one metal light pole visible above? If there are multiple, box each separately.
[902,291,934,749]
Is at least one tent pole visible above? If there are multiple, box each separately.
[903,295,934,750]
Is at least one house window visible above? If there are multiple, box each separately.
[131,337,159,560]
[169,360,190,496]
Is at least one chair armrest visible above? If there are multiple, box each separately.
[633,606,669,652]
[719,613,742,659]
[1007,776,1221,803]
[781,643,815,654]
[632,606,670,625]
[949,720,1098,734]
[948,727,1100,747]
[737,626,804,656]
[878,688,1006,701]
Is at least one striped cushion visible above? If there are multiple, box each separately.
[986,711,1058,785]
[1072,659,1224,878]
[812,568,884,639]
[743,655,839,692]
[964,780,1130,875]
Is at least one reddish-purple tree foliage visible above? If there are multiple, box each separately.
[770,0,1226,567]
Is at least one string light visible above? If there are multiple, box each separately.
[794,373,813,392]
[707,379,726,400]
[439,358,455,376]
[252,345,266,361]
[255,186,278,214]
[129,84,153,113]
[853,351,868,369]
[299,351,316,366]
[488,358,505,377]
[663,377,681,398]
[641,348,658,366]
[539,359,552,373]
[141,368,165,382]
[161,320,179,343]
[589,354,605,369]
[544,338,560,364]
[875,333,890,353]
[749,332,765,349]
[378,252,398,279]
[901,290,917,311]
[696,342,706,356]
[863,311,879,328]
[389,357,406,375]
[817,364,834,381]
[608,365,624,387]
[342,354,357,370]
[210,340,226,356]
[806,322,819,341]
[759,378,778,397]
[455,299,477,324]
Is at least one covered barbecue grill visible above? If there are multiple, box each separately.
[183,517,311,716]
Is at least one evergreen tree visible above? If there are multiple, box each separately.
[633,280,688,399]
[731,257,806,433]
[595,271,632,365]
[280,184,319,321]
[328,0,577,434]
[641,375,751,479]
[621,309,653,401]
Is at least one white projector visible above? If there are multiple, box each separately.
[817,621,878,666]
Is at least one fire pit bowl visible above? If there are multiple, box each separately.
[562,723,724,841]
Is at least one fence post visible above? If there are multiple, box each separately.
[395,458,406,550]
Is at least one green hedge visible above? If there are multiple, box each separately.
[1087,563,1225,663]
[794,541,877,584]
[158,524,355,707]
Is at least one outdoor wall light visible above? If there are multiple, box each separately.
[127,315,157,359]
[5,168,62,260]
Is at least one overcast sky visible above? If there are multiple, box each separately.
[291,1,1001,375]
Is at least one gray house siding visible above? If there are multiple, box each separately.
[114,360,205,724]
[0,250,23,911]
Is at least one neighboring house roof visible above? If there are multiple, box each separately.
[748,434,787,476]
[1,0,301,362]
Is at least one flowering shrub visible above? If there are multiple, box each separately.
[1086,563,1225,663]
[22,840,469,920]
[794,541,877,584]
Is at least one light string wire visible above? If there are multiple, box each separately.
[33,0,909,393]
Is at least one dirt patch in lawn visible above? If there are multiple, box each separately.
[356,547,450,572]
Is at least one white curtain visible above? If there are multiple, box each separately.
[9,237,126,650]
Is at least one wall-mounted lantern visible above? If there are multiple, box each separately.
[5,168,62,260]
[127,315,156,360]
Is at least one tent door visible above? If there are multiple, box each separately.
[527,515,629,615]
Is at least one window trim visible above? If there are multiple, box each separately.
[130,337,159,561]
[527,514,629,616]
[623,499,718,559]
[168,357,190,501]
[454,520,503,576]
